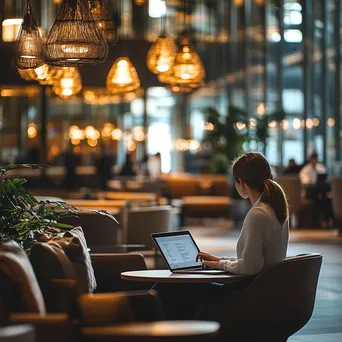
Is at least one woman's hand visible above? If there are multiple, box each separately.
[202,260,220,269]
[196,252,221,262]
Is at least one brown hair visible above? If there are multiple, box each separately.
[232,152,289,224]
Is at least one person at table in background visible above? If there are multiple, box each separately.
[197,152,289,275]
[63,144,78,191]
[119,153,136,176]
[299,153,327,184]
[137,153,150,177]
[283,158,302,175]
[96,142,115,190]
[299,153,333,227]
[147,152,162,180]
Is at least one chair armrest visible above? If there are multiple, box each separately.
[9,313,75,342]
[78,290,164,326]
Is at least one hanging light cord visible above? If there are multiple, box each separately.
[26,0,31,14]
[160,0,167,36]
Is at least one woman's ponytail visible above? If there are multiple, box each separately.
[262,179,289,224]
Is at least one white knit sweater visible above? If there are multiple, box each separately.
[218,197,289,275]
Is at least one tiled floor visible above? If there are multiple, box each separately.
[184,222,342,342]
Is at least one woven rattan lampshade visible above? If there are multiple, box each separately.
[146,35,177,74]
[52,67,82,99]
[158,33,205,92]
[34,64,64,85]
[90,0,117,45]
[46,0,108,66]
[172,35,204,82]
[13,2,44,70]
[106,57,141,94]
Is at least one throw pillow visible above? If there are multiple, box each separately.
[53,226,96,294]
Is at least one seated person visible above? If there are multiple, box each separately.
[283,158,302,175]
[198,152,289,275]
[299,153,327,185]
[299,153,333,227]
[156,152,290,319]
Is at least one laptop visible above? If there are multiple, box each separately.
[151,230,226,274]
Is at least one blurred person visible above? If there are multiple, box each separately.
[283,158,301,175]
[148,152,162,180]
[137,153,150,177]
[26,145,40,164]
[300,153,333,227]
[299,153,327,184]
[96,143,115,190]
[63,144,78,191]
[119,153,136,176]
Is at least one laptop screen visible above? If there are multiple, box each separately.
[152,231,202,270]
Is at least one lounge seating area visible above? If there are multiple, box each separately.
[0,235,325,342]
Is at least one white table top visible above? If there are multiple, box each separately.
[121,269,251,284]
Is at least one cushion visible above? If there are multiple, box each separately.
[0,241,46,314]
[30,242,77,313]
[53,227,97,294]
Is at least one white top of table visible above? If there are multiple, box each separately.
[82,321,220,339]
[121,270,251,284]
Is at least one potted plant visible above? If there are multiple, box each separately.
[0,164,116,252]
[202,105,248,174]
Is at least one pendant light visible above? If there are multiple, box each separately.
[157,0,205,92]
[106,57,140,94]
[89,0,117,45]
[52,67,82,99]
[146,3,177,74]
[46,0,108,66]
[172,33,204,82]
[34,64,64,85]
[13,0,44,70]
[106,0,140,95]
[158,32,205,92]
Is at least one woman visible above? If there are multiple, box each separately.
[197,152,290,275]
[156,152,290,320]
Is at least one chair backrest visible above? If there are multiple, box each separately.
[90,253,149,293]
[124,206,172,249]
[331,177,342,224]
[222,253,322,340]
[60,212,119,248]
[276,175,302,213]
[0,242,46,325]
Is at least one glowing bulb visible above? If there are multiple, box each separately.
[281,119,289,130]
[27,124,37,139]
[2,19,22,42]
[111,128,123,140]
[87,139,98,147]
[292,118,301,130]
[268,121,277,128]
[71,138,80,145]
[236,122,246,130]
[106,57,140,94]
[327,118,335,127]
[306,118,313,129]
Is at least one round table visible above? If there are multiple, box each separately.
[121,270,251,284]
[82,321,219,341]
